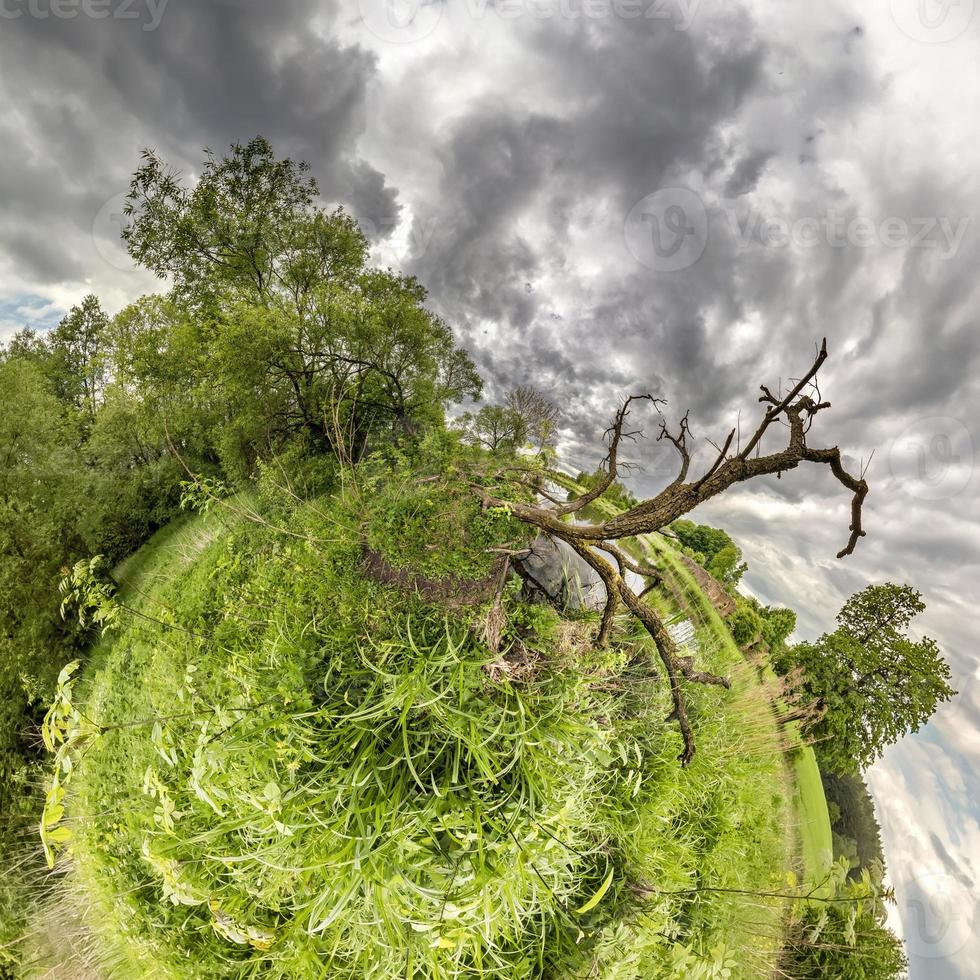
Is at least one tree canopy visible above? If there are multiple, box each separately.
[822,771,887,876]
[775,583,955,772]
[457,386,560,456]
[122,137,481,467]
[671,519,748,586]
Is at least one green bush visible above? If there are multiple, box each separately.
[728,607,763,647]
[671,521,746,586]
[782,861,907,979]
[42,477,794,979]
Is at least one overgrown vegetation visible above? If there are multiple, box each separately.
[25,472,794,978]
[781,861,908,979]
[664,520,796,655]
[0,136,939,979]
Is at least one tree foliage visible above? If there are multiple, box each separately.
[822,771,886,875]
[775,584,955,772]
[783,861,908,979]
[458,386,559,456]
[122,137,481,466]
[46,294,111,419]
[671,519,747,586]
[727,595,797,650]
[0,357,86,698]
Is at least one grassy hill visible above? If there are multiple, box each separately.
[20,470,833,979]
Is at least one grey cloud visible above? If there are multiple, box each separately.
[930,833,975,891]
[0,0,395,296]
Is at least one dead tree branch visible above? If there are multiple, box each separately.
[558,395,664,517]
[473,339,869,764]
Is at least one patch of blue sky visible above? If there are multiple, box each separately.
[0,293,63,343]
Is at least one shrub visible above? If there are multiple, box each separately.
[44,474,796,979]
[728,607,763,647]
[782,861,908,979]
[671,521,746,586]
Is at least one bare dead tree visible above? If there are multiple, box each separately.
[471,339,869,766]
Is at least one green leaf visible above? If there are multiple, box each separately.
[575,866,614,915]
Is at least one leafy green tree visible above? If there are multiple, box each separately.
[2,326,50,366]
[458,404,525,454]
[726,607,761,647]
[726,594,795,650]
[505,386,560,452]
[706,543,747,586]
[0,358,86,696]
[106,296,225,467]
[823,771,886,875]
[459,387,559,457]
[124,136,365,311]
[0,312,194,809]
[760,605,797,649]
[776,584,954,772]
[0,356,87,900]
[47,295,111,419]
[121,137,481,467]
[671,520,747,586]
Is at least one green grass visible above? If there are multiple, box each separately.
[791,747,834,893]
[552,474,836,933]
[27,468,828,978]
[638,530,833,891]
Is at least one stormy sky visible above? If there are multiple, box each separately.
[1,1,977,973]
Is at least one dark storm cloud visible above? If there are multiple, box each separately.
[396,12,910,480]
[403,13,771,388]
[723,149,772,197]
[0,0,396,290]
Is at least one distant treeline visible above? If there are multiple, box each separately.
[822,770,887,877]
